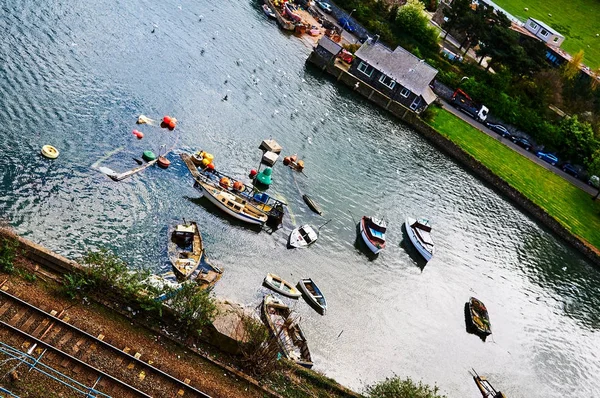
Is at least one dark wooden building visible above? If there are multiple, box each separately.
[348,40,438,112]
[310,36,342,68]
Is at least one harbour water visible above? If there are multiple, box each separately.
[1,0,599,396]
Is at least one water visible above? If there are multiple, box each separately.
[1,0,599,396]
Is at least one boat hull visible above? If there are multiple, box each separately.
[298,279,327,314]
[198,181,266,226]
[264,273,301,298]
[405,217,433,261]
[359,217,384,254]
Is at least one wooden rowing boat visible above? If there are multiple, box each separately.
[472,370,506,398]
[298,278,327,314]
[302,194,323,215]
[264,273,301,298]
[467,297,492,337]
[168,221,203,279]
[360,216,386,254]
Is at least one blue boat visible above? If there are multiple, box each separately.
[298,278,327,314]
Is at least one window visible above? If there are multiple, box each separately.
[540,29,549,37]
[410,97,422,110]
[553,37,559,43]
[400,87,410,98]
[357,61,373,77]
[378,74,396,89]
[529,20,538,30]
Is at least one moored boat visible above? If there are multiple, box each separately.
[168,221,203,279]
[360,216,386,254]
[467,297,492,337]
[195,179,268,226]
[264,273,301,298]
[405,217,434,261]
[297,278,327,314]
[261,294,313,368]
[302,194,322,215]
[472,370,506,398]
[288,224,318,248]
[262,3,276,18]
[284,2,302,22]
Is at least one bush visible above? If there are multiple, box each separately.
[365,376,447,398]
[167,282,217,336]
[0,235,18,274]
[237,314,281,376]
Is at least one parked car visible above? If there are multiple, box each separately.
[486,122,511,138]
[536,151,559,166]
[588,175,599,188]
[511,136,532,151]
[561,163,580,178]
[316,1,332,13]
[338,17,356,33]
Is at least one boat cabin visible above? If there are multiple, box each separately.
[174,224,195,241]
[299,227,315,244]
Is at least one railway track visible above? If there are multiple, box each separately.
[0,281,211,397]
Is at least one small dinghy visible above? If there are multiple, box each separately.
[405,217,434,261]
[471,370,506,398]
[264,273,301,298]
[302,194,323,215]
[466,297,492,338]
[262,294,313,368]
[262,3,276,18]
[360,216,386,254]
[288,224,318,248]
[168,221,203,279]
[298,278,327,314]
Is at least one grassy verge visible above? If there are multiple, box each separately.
[427,107,600,248]
[492,0,600,68]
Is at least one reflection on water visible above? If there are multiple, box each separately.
[1,0,600,396]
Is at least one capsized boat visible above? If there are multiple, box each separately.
[467,297,492,337]
[298,278,327,314]
[195,179,268,226]
[262,294,313,368]
[360,216,386,254]
[262,3,276,18]
[472,370,506,398]
[405,217,434,261]
[288,224,318,248]
[302,194,322,215]
[168,221,203,279]
[264,273,301,298]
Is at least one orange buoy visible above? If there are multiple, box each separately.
[133,130,144,139]
[296,159,304,170]
[206,163,215,171]
[157,156,171,169]
[290,154,298,162]
[219,177,231,188]
[163,116,172,124]
[249,169,258,178]
[233,181,244,191]
[168,120,176,130]
[283,156,291,166]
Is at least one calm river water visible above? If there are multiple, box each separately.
[1,0,599,396]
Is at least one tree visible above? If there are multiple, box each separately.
[563,50,584,80]
[365,376,447,398]
[442,0,471,39]
[586,149,600,199]
[395,0,440,52]
[559,116,598,163]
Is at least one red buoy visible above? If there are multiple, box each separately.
[168,120,176,130]
[206,163,215,171]
[249,169,258,178]
[157,156,171,169]
[163,116,172,124]
[132,130,144,139]
[233,181,244,191]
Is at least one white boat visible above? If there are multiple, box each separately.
[168,221,203,279]
[262,295,313,368]
[288,225,318,248]
[298,278,327,314]
[405,217,435,261]
[196,179,268,226]
[262,3,276,19]
[264,273,301,298]
[359,216,387,254]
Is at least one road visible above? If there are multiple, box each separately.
[440,100,599,196]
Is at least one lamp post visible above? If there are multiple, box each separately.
[349,8,356,18]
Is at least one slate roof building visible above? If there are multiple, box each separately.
[348,39,438,112]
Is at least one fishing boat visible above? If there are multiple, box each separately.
[261,294,313,368]
[195,179,268,226]
[168,221,203,279]
[288,224,318,248]
[359,216,386,254]
[405,217,434,261]
[284,2,302,22]
[467,297,492,337]
[472,370,506,398]
[302,194,322,215]
[262,3,276,18]
[264,273,301,298]
[297,278,327,314]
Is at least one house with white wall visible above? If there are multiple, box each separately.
[524,18,565,47]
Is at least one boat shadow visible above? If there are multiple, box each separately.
[183,196,263,233]
[464,302,488,342]
[400,223,428,270]
[353,223,379,261]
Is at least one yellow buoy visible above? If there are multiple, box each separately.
[41,145,59,159]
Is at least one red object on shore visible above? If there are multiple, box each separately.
[249,169,258,178]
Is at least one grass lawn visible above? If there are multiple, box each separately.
[427,107,600,249]
[492,0,600,69]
